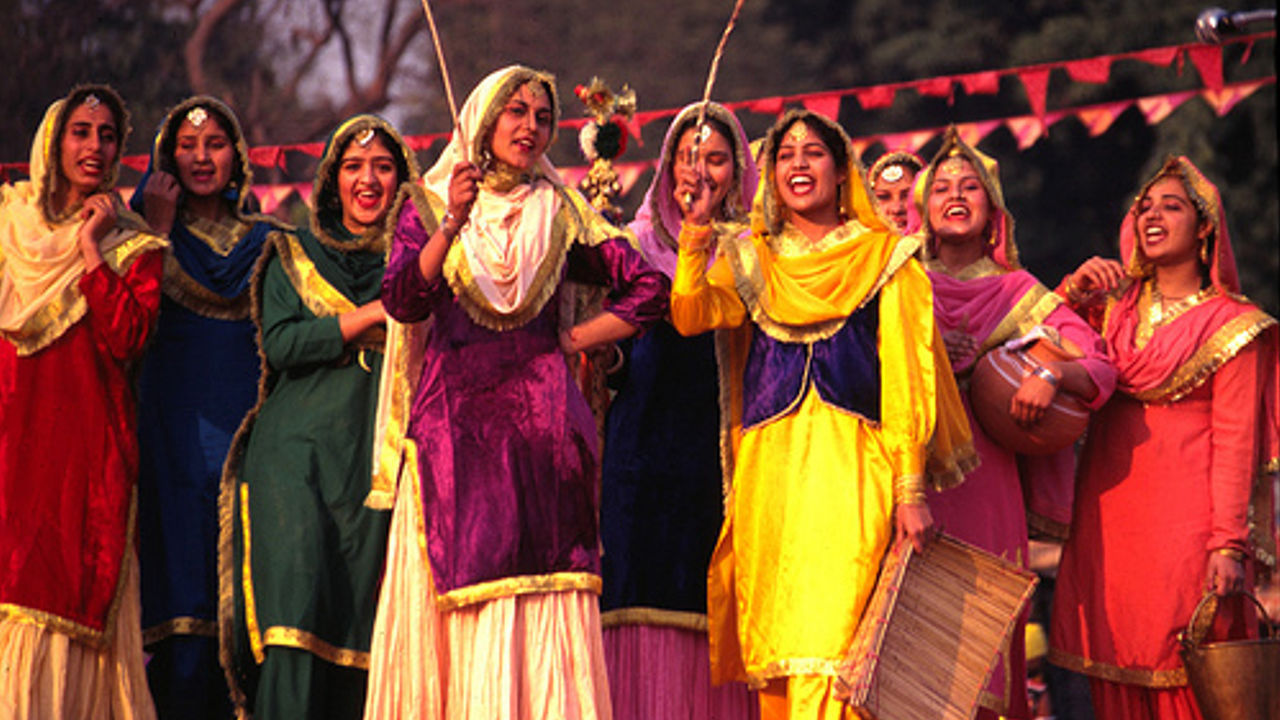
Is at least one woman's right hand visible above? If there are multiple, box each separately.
[1064,256,1125,302]
[443,161,481,238]
[674,167,716,227]
[141,170,182,235]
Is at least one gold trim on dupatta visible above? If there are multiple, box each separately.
[141,617,218,646]
[435,572,603,612]
[1047,647,1187,688]
[1129,308,1275,404]
[274,232,358,318]
[599,607,709,632]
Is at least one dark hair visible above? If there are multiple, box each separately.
[158,102,245,192]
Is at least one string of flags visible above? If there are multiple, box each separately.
[2,32,1272,214]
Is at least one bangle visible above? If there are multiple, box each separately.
[441,210,456,235]
[1214,547,1246,563]
[1031,364,1060,387]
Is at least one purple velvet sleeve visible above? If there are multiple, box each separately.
[382,199,450,323]
[566,238,670,330]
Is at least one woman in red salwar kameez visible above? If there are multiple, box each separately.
[0,85,167,719]
[1049,156,1278,720]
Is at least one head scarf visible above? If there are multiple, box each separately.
[755,108,885,238]
[1119,155,1239,295]
[629,102,758,278]
[1,85,158,353]
[423,65,562,314]
[916,126,1018,270]
[312,113,420,253]
[867,150,924,235]
[132,95,254,217]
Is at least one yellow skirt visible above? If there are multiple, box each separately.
[709,388,894,689]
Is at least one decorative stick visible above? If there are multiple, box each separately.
[418,0,460,129]
[685,0,747,208]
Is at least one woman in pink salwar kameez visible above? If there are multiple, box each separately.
[1049,156,1278,720]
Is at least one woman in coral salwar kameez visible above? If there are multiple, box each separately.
[1050,156,1278,720]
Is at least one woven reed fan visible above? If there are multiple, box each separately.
[836,533,1038,720]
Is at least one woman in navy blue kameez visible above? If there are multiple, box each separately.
[130,96,282,719]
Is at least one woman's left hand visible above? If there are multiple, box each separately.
[1010,365,1060,427]
[1205,551,1246,596]
[77,192,117,269]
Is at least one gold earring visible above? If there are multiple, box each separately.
[1199,239,1209,265]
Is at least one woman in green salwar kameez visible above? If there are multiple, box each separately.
[218,115,418,720]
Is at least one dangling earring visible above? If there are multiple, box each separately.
[1199,238,1209,265]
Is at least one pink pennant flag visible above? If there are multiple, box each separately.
[850,138,873,161]
[615,160,655,197]
[1006,116,1044,150]
[958,71,1001,95]
[119,154,149,172]
[878,129,936,153]
[746,96,785,115]
[295,143,325,159]
[1202,79,1268,117]
[1137,90,1197,125]
[625,116,646,147]
[1134,47,1180,67]
[1017,68,1051,117]
[294,182,313,208]
[955,120,1001,147]
[854,86,896,110]
[1075,101,1132,137]
[1187,45,1224,91]
[802,92,843,120]
[405,134,441,152]
[117,187,135,204]
[914,76,953,99]
[1065,57,1112,84]
[254,185,299,215]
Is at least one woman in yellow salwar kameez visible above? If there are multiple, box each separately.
[670,109,973,720]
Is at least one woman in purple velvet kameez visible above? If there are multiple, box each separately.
[362,65,669,720]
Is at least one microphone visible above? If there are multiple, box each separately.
[1195,7,1277,43]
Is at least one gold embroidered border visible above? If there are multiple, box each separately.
[1130,309,1275,404]
[442,184,573,332]
[142,616,218,646]
[926,439,978,491]
[5,226,166,355]
[238,483,265,664]
[183,214,253,257]
[0,491,138,649]
[1027,511,1070,542]
[745,657,842,690]
[274,231,357,318]
[261,626,371,669]
[974,282,1063,361]
[599,607,709,632]
[1047,647,1187,688]
[435,572,602,611]
[162,252,251,320]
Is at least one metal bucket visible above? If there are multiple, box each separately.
[1178,591,1280,720]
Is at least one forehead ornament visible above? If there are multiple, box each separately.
[186,106,209,128]
[697,123,713,143]
[940,156,968,176]
[786,121,809,142]
[879,164,906,184]
[355,128,377,147]
[82,94,101,110]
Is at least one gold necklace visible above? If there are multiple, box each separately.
[1149,281,1213,328]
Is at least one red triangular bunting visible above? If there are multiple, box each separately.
[248,146,284,169]
[294,182,313,207]
[1075,100,1132,137]
[850,138,873,161]
[1202,79,1267,117]
[405,134,441,152]
[802,93,842,119]
[1137,90,1197,125]
[117,187,134,204]
[293,143,324,159]
[914,76,953,99]
[1134,47,1179,67]
[854,86,896,110]
[615,161,654,197]
[624,116,645,147]
[255,185,298,215]
[560,166,588,189]
[746,97,785,115]
[958,71,1001,95]
[119,155,149,172]
[1187,45,1224,91]
[1065,57,1112,84]
[1018,68,1051,117]
[878,129,936,153]
[1006,116,1044,150]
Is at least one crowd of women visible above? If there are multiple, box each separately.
[1,68,1275,720]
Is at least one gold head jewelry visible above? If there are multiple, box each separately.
[786,121,809,142]
[697,123,713,143]
[186,106,209,128]
[83,93,101,110]
[880,164,906,184]
[356,128,377,147]
[940,156,968,176]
